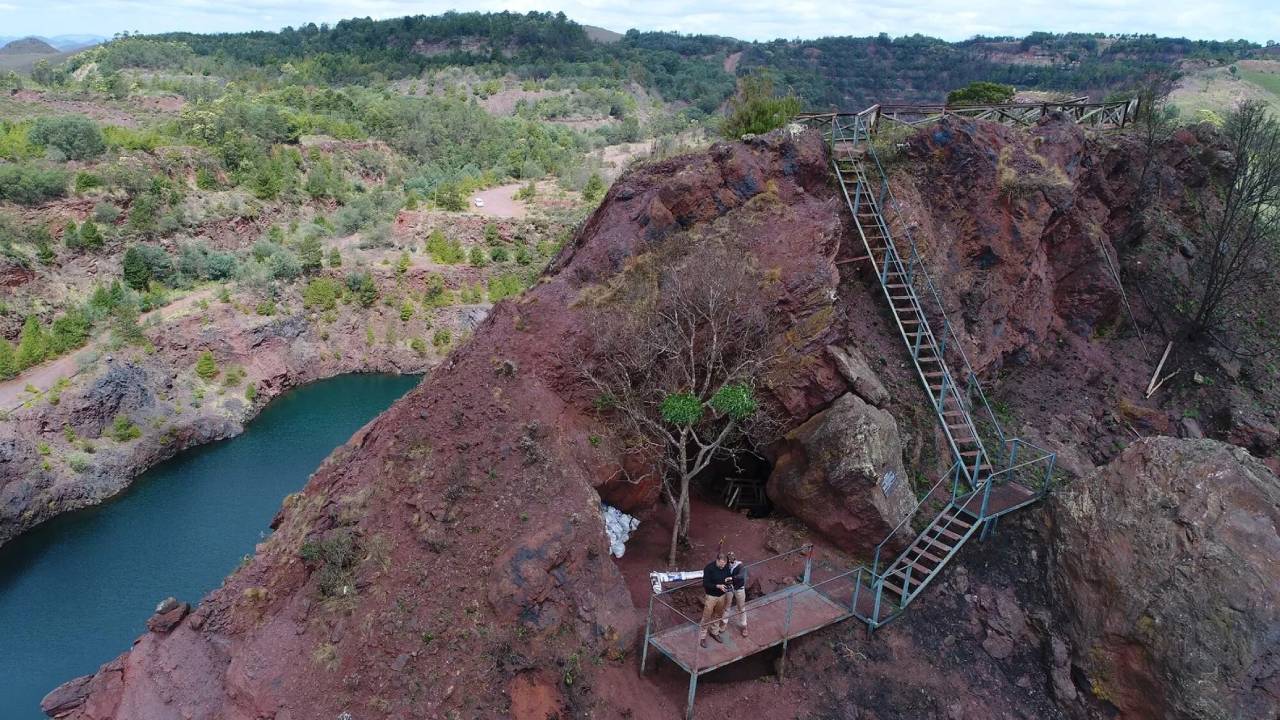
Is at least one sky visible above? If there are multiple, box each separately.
[1,0,1278,44]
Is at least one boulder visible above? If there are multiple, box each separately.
[145,597,189,633]
[1049,437,1280,720]
[826,344,889,407]
[766,392,915,555]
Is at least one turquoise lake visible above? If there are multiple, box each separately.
[0,373,420,718]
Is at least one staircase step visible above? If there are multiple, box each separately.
[908,547,945,564]
[881,579,907,599]
[920,534,955,553]
[931,525,965,542]
[944,513,973,530]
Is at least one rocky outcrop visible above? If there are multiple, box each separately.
[48,128,857,719]
[1049,437,1280,720]
[767,392,915,555]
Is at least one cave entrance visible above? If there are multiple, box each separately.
[695,450,773,519]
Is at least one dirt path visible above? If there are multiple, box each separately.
[0,288,215,412]
[471,183,528,219]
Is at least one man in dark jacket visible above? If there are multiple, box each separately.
[699,552,733,647]
[726,551,748,638]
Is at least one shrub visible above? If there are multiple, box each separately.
[74,172,102,192]
[122,244,173,290]
[425,229,464,264]
[92,203,120,224]
[195,350,219,380]
[422,273,448,307]
[582,173,605,202]
[255,299,276,316]
[299,529,359,598]
[245,383,257,401]
[432,328,452,348]
[79,220,104,250]
[328,247,342,267]
[269,248,302,280]
[396,251,411,276]
[468,246,488,267]
[490,246,509,263]
[108,414,141,442]
[0,163,68,205]
[303,277,343,310]
[484,222,500,245]
[29,115,106,161]
[399,300,414,322]
[720,71,801,139]
[345,271,378,307]
[298,234,323,274]
[487,272,527,302]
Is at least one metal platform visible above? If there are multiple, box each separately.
[647,583,851,676]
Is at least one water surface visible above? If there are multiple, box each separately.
[0,373,420,718]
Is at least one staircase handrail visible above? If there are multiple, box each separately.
[851,114,1010,449]
[869,462,962,579]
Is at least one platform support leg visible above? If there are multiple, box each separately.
[779,638,789,682]
[685,673,699,720]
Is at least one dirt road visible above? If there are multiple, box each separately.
[0,288,215,412]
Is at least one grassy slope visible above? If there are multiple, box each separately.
[1169,61,1280,120]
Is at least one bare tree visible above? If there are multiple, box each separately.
[1132,75,1177,216]
[1186,100,1280,349]
[581,240,779,565]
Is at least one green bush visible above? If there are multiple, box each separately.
[303,277,343,310]
[720,71,801,139]
[345,271,378,307]
[399,300,414,321]
[468,245,488,267]
[74,172,102,192]
[410,336,427,355]
[582,173,605,202]
[425,229,464,264]
[0,338,15,379]
[29,115,106,161]
[490,246,509,263]
[947,81,1016,106]
[108,414,142,442]
[487,272,527,302]
[328,247,342,267]
[0,163,69,205]
[432,328,452,348]
[298,234,324,274]
[245,383,258,401]
[255,300,276,316]
[195,350,219,380]
[15,316,48,369]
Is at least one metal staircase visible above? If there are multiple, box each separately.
[814,108,1059,628]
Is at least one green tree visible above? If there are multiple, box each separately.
[484,222,500,245]
[469,245,488,267]
[298,234,323,274]
[29,115,106,161]
[582,173,605,202]
[79,220,103,250]
[0,338,16,379]
[947,81,1016,106]
[328,247,342,267]
[399,300,414,321]
[346,271,378,307]
[396,250,411,276]
[303,277,342,310]
[15,316,49,369]
[63,220,80,250]
[195,350,219,380]
[720,71,801,139]
[122,246,151,290]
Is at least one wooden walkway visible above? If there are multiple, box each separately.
[647,583,851,674]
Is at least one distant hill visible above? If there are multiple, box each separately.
[0,37,59,55]
[44,34,106,51]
